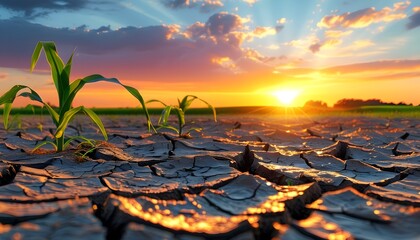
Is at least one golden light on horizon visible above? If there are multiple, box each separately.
[273,89,301,106]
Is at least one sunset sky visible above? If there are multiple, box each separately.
[0,0,419,108]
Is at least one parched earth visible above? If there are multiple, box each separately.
[0,115,419,239]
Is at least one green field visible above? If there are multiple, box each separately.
[343,105,420,117]
[357,105,420,112]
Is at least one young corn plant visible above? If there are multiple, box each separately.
[147,95,216,137]
[0,41,152,152]
[2,104,42,131]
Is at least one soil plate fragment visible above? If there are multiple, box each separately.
[0,115,419,239]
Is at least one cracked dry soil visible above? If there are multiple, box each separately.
[0,115,419,240]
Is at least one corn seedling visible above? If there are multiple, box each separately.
[147,95,216,137]
[6,113,22,130]
[0,42,152,152]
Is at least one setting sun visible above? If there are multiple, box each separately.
[273,89,301,106]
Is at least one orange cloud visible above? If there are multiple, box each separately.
[164,24,182,39]
[242,0,258,5]
[211,56,240,73]
[243,49,265,62]
[203,0,223,6]
[251,26,277,39]
[324,30,353,38]
[318,1,409,29]
[309,39,342,53]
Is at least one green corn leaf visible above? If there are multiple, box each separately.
[179,95,216,122]
[33,141,57,152]
[184,95,216,122]
[173,107,185,127]
[156,125,179,134]
[63,75,115,115]
[158,105,173,125]
[179,95,197,111]
[63,52,74,84]
[173,107,185,135]
[162,105,173,125]
[83,107,108,141]
[19,91,43,103]
[42,103,59,126]
[3,103,12,130]
[58,68,70,106]
[43,42,65,105]
[63,135,95,150]
[30,42,43,72]
[55,106,83,139]
[59,52,74,105]
[19,91,59,125]
[1,85,44,106]
[124,85,154,131]
[146,99,167,107]
[185,95,198,110]
[186,127,203,134]
[55,106,108,141]
[64,74,153,131]
[0,85,59,126]
[42,42,64,82]
[194,97,217,122]
[0,85,28,104]
[31,42,65,104]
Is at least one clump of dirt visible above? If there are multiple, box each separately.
[30,148,56,155]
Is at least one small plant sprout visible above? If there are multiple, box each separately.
[147,95,216,137]
[0,42,152,152]
[3,104,41,131]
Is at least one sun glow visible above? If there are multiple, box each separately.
[273,89,301,106]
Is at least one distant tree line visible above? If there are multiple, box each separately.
[303,100,328,109]
[333,98,414,108]
[304,98,416,110]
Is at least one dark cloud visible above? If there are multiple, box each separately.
[163,0,192,9]
[309,42,322,53]
[0,19,180,69]
[186,12,248,48]
[205,12,244,36]
[0,17,266,82]
[186,22,207,39]
[0,0,88,16]
[162,0,223,12]
[406,11,420,29]
[199,0,223,12]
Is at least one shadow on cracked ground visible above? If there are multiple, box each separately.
[0,115,419,240]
